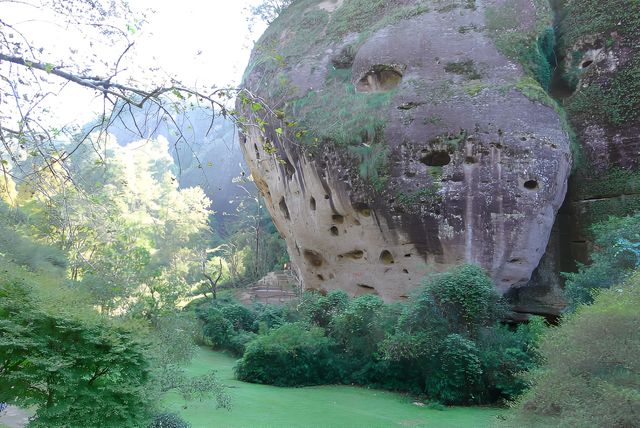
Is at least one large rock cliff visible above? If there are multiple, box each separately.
[238,0,577,311]
[507,0,640,315]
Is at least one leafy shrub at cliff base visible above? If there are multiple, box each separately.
[563,212,640,310]
[220,265,545,405]
[506,273,640,428]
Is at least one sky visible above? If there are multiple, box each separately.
[130,0,267,87]
[2,0,267,126]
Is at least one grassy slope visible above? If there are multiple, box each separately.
[164,347,504,428]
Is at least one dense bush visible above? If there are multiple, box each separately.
[0,279,153,427]
[234,322,334,386]
[425,264,505,335]
[507,273,640,427]
[205,264,544,406]
[563,213,640,310]
[427,334,483,404]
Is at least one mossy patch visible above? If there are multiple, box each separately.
[567,57,640,126]
[287,67,396,147]
[572,168,640,231]
[557,0,640,51]
[444,59,483,80]
[485,0,555,89]
[556,1,640,125]
[574,168,640,200]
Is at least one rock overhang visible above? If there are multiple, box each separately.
[238,0,572,305]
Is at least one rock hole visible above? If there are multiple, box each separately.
[310,197,316,211]
[353,219,361,226]
[254,143,260,159]
[317,274,325,281]
[581,60,593,68]
[420,150,451,166]
[340,250,364,260]
[379,250,395,265]
[332,214,344,224]
[404,253,412,258]
[324,194,330,200]
[303,250,324,267]
[356,65,403,93]
[464,156,477,164]
[523,180,539,190]
[509,258,522,263]
[279,197,290,220]
[357,284,375,290]
[353,202,372,217]
[403,269,409,274]
[330,226,339,236]
[282,158,295,179]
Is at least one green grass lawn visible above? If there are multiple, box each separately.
[164,347,505,428]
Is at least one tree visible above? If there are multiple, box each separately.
[0,279,154,427]
[0,0,246,205]
[248,0,295,25]
[563,213,640,310]
[508,273,640,427]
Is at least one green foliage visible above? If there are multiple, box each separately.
[381,265,538,404]
[507,274,640,427]
[568,57,640,125]
[288,67,395,148]
[485,0,554,89]
[427,334,483,404]
[234,322,334,386]
[347,143,390,192]
[559,1,640,125]
[197,266,540,404]
[477,318,545,400]
[563,212,640,310]
[0,279,153,427]
[297,289,350,329]
[425,264,504,335]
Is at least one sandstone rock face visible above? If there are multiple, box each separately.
[239,0,572,305]
[508,1,640,314]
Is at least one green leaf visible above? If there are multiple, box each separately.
[44,63,54,73]
[251,102,263,112]
[275,128,283,135]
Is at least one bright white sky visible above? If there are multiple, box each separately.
[130,0,267,86]
[2,0,267,126]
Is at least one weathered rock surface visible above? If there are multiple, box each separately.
[239,0,572,307]
[509,0,640,314]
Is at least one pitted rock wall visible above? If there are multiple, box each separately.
[239,0,572,307]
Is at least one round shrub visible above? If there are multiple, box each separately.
[234,322,334,386]
[425,264,504,334]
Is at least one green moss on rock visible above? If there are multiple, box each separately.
[485,0,555,89]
